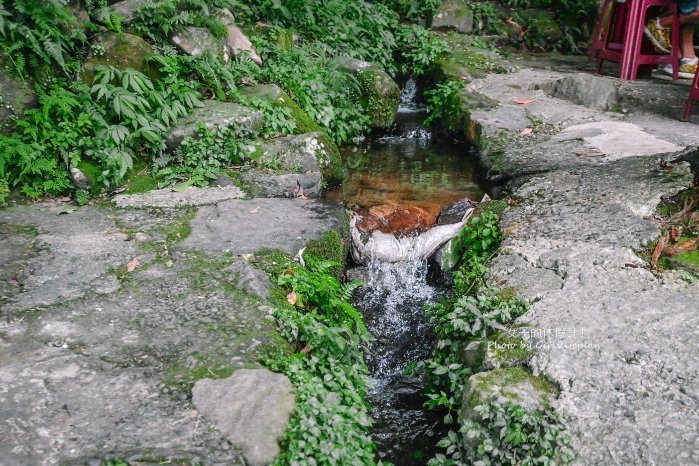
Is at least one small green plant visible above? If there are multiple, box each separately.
[417,208,572,464]
[156,124,254,187]
[396,24,448,75]
[277,258,365,332]
[453,210,503,295]
[430,397,574,465]
[424,80,464,128]
[263,254,376,465]
[420,286,528,422]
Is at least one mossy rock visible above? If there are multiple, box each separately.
[431,0,474,33]
[314,131,345,186]
[243,132,345,195]
[239,83,322,134]
[304,230,347,278]
[465,367,558,410]
[246,25,296,51]
[82,32,154,84]
[0,54,38,129]
[482,328,535,370]
[430,32,510,83]
[523,9,563,42]
[335,56,400,130]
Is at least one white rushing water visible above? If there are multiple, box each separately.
[352,257,443,464]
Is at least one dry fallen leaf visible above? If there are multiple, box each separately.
[59,196,72,202]
[514,99,535,105]
[287,290,297,305]
[651,235,667,268]
[126,258,140,273]
[668,238,698,256]
[519,127,533,136]
[296,194,309,200]
[249,207,260,214]
[670,227,681,242]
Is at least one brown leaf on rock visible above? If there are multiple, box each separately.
[126,258,140,273]
[514,99,535,105]
[287,290,297,305]
[519,127,533,136]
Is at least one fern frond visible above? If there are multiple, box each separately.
[337,301,368,334]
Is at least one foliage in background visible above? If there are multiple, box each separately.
[396,24,448,76]
[265,257,377,465]
[472,0,598,52]
[0,0,453,202]
[250,0,400,72]
[0,64,202,198]
[0,0,86,77]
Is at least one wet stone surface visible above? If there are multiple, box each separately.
[0,190,343,465]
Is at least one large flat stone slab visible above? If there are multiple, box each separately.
[115,186,245,209]
[177,198,344,254]
[192,369,295,466]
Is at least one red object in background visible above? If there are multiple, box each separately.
[589,0,679,81]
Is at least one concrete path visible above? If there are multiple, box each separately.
[469,57,699,465]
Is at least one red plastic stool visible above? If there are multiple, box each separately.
[589,0,679,81]
[682,72,699,120]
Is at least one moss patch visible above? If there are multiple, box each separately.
[475,366,558,396]
[279,92,322,134]
[356,69,400,129]
[432,32,509,83]
[314,131,346,187]
[252,248,293,277]
[123,160,159,194]
[304,230,346,278]
[162,251,289,396]
[480,199,508,217]
[486,329,534,366]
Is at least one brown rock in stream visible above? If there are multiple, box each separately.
[356,204,438,237]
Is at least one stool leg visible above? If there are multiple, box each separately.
[671,5,680,80]
[683,70,699,120]
[682,99,693,121]
[620,0,642,80]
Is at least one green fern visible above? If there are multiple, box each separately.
[0,0,86,77]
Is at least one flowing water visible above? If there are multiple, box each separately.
[327,78,486,464]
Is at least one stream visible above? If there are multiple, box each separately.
[327,79,485,464]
